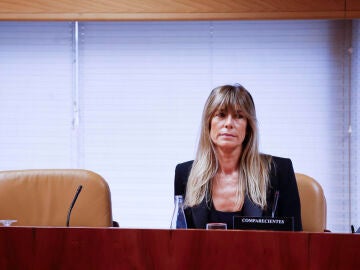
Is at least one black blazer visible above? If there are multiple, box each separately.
[174,156,302,231]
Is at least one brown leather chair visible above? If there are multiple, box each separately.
[0,169,114,227]
[295,173,327,232]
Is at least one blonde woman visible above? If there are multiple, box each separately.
[174,84,302,230]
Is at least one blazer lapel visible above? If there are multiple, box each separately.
[191,199,209,229]
[242,194,262,217]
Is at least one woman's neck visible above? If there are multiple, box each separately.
[212,147,243,212]
[215,146,242,174]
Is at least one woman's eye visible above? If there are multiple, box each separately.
[217,112,225,117]
[235,111,244,119]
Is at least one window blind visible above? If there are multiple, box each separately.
[78,22,212,228]
[78,20,350,231]
[0,20,357,231]
[0,22,74,169]
[351,19,360,230]
[211,20,348,232]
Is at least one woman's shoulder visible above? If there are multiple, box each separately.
[175,160,194,173]
[269,155,293,167]
[264,154,296,186]
[260,153,292,165]
[261,155,297,196]
[174,160,194,196]
[261,154,294,178]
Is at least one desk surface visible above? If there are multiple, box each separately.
[1,227,359,270]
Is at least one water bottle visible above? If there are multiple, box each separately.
[170,195,187,229]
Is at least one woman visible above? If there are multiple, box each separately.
[174,84,302,231]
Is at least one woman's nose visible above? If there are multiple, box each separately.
[224,115,233,128]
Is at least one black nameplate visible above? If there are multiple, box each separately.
[233,216,294,231]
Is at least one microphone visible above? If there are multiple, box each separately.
[271,190,279,218]
[66,185,83,227]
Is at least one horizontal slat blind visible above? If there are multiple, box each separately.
[0,22,74,169]
[79,20,349,231]
[211,20,347,232]
[351,19,360,230]
[78,22,212,228]
[0,20,356,231]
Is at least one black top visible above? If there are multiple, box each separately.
[174,155,303,231]
[209,206,242,230]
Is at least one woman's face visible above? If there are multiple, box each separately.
[210,107,247,152]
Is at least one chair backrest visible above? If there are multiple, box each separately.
[0,169,113,227]
[295,173,327,232]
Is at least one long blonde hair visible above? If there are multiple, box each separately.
[185,84,272,209]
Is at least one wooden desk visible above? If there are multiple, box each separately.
[0,227,359,270]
